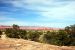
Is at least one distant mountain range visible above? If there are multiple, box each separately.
[0,25,63,31]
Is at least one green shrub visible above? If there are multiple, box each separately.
[27,31,41,42]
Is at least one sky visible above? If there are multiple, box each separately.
[0,0,75,28]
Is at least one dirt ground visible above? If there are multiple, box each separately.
[0,38,75,50]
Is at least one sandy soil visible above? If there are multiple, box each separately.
[0,38,75,50]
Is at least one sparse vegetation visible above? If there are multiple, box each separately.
[0,30,2,38]
[3,24,75,46]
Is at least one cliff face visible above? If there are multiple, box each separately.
[0,38,75,50]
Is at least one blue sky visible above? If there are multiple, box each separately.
[0,0,75,28]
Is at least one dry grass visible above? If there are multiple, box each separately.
[0,38,75,50]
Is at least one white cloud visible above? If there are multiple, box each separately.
[8,0,75,19]
[28,1,75,19]
[25,22,70,28]
[1,0,75,27]
[39,3,75,19]
[0,16,15,20]
[0,21,29,26]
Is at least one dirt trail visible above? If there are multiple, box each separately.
[0,38,75,50]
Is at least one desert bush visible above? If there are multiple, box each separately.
[5,24,75,46]
[27,31,41,42]
[43,30,72,46]
[0,30,2,35]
